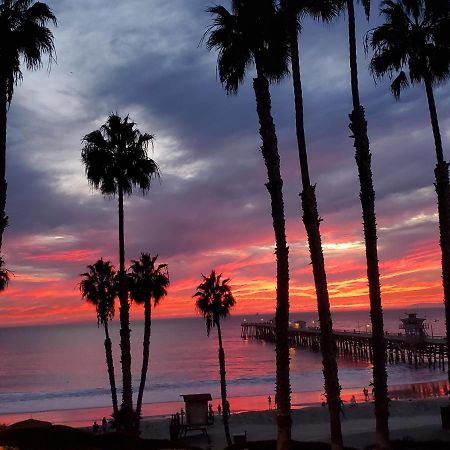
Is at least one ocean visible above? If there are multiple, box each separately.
[0,307,447,426]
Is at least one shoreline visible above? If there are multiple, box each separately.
[0,378,448,428]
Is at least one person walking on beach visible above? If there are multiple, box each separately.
[217,404,222,416]
[101,417,107,433]
[268,395,272,410]
[208,403,214,423]
[92,421,99,434]
[363,387,369,401]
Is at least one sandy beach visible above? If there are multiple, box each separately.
[139,398,450,449]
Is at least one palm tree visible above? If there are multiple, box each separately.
[0,0,56,252]
[280,1,345,448]
[79,258,119,418]
[128,253,169,423]
[368,0,450,396]
[194,270,236,447]
[0,255,10,290]
[340,1,391,449]
[205,2,292,447]
[81,114,159,431]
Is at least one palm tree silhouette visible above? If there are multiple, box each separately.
[0,0,56,255]
[0,256,10,291]
[79,258,119,417]
[334,0,392,448]
[128,253,169,423]
[204,2,292,447]
[81,114,159,431]
[280,2,345,447]
[194,270,235,447]
[368,0,450,395]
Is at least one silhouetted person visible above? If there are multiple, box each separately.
[350,395,356,406]
[92,421,99,434]
[268,395,272,410]
[102,417,107,433]
[363,387,369,401]
[217,404,222,416]
[225,399,230,417]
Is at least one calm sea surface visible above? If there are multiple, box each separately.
[0,307,447,423]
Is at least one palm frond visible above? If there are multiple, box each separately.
[358,0,371,19]
[294,0,346,23]
[0,255,11,291]
[391,70,409,98]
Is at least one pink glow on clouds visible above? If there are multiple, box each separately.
[0,215,445,326]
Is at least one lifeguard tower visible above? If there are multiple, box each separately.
[399,313,429,344]
[178,393,213,439]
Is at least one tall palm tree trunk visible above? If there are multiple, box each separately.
[424,77,450,388]
[288,23,343,450]
[104,321,119,417]
[347,2,389,448]
[216,320,232,446]
[117,184,133,430]
[253,67,291,450]
[136,299,152,421]
[0,77,8,252]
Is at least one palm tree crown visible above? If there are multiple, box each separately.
[204,0,288,94]
[0,0,57,104]
[81,114,159,196]
[194,270,236,335]
[282,0,344,23]
[368,0,450,98]
[128,253,169,307]
[80,258,116,326]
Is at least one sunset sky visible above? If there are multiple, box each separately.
[1,0,449,326]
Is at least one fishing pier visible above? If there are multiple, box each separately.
[241,314,448,371]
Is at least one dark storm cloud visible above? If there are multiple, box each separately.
[6,0,449,237]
